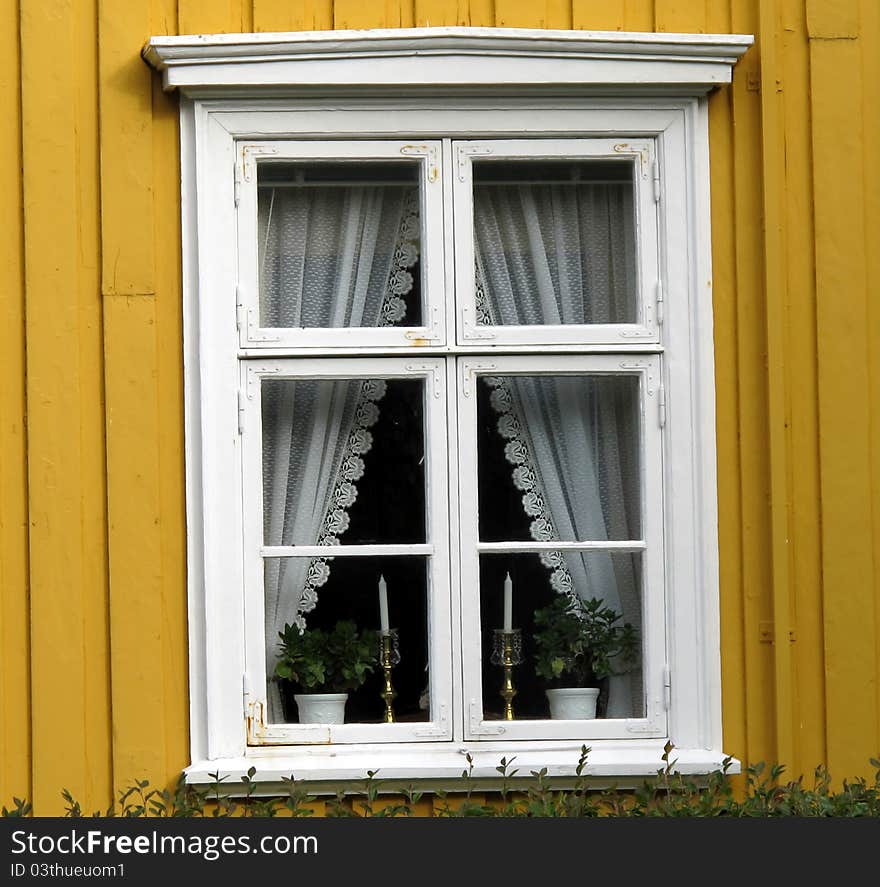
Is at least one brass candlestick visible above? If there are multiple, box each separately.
[378,629,401,723]
[491,629,523,720]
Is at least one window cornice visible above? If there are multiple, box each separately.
[143,26,753,95]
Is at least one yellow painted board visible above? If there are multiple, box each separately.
[20,0,112,814]
[708,0,731,32]
[862,0,880,762]
[810,35,877,779]
[622,0,655,32]
[729,0,776,768]
[805,0,859,39]
[494,0,543,28]
[780,0,825,773]
[100,0,168,792]
[333,0,413,28]
[655,0,705,32]
[103,295,168,787]
[149,64,191,782]
[75,0,115,813]
[0,0,30,807]
[178,0,249,34]
[414,0,466,27]
[572,0,625,31]
[708,78,748,767]
[253,0,333,31]
[758,0,794,772]
[98,1,155,297]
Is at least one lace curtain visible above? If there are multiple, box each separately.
[260,183,418,719]
[475,181,643,717]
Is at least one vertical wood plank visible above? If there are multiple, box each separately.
[758,0,794,772]
[334,0,408,29]
[496,1,576,28]
[99,0,167,789]
[178,0,252,33]
[0,0,30,807]
[655,0,705,32]
[572,0,625,31]
[780,0,825,774]
[253,0,333,30]
[99,2,154,297]
[809,1,877,779]
[708,70,748,773]
[21,0,112,814]
[150,3,191,779]
[806,0,858,38]
[705,0,747,778]
[494,0,543,27]
[414,0,468,27]
[862,0,880,766]
[75,0,115,813]
[623,0,655,31]
[729,0,776,769]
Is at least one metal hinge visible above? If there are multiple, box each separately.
[468,699,506,735]
[652,160,661,203]
[663,663,671,711]
[233,160,242,207]
[658,380,667,428]
[457,145,493,181]
[413,703,449,736]
[655,279,664,326]
[237,389,245,435]
[243,674,265,740]
[235,285,246,332]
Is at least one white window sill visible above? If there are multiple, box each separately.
[185,740,739,794]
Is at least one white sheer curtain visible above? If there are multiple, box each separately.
[475,182,643,717]
[474,180,636,325]
[259,182,417,719]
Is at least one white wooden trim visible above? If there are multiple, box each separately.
[457,354,666,742]
[260,544,434,558]
[185,740,740,788]
[174,35,736,772]
[236,139,446,349]
[180,97,209,764]
[453,137,660,346]
[143,27,752,94]
[476,541,647,552]
[240,358,453,745]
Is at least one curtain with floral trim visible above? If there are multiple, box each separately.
[474,182,642,717]
[259,184,419,720]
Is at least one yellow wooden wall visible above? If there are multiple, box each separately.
[1,0,878,814]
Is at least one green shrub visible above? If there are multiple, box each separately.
[5,744,879,817]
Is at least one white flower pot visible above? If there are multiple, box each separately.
[545,687,600,720]
[294,692,348,724]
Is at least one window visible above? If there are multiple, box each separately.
[146,27,752,782]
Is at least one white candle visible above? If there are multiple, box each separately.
[379,575,390,634]
[503,573,513,631]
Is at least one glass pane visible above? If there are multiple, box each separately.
[264,556,430,725]
[473,159,637,325]
[479,552,644,721]
[262,377,426,546]
[258,160,422,328]
[477,374,641,542]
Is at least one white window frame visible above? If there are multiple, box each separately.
[457,354,666,742]
[237,140,446,349]
[145,27,753,785]
[240,357,453,745]
[453,137,660,346]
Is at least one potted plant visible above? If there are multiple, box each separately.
[274,620,378,724]
[533,596,639,720]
